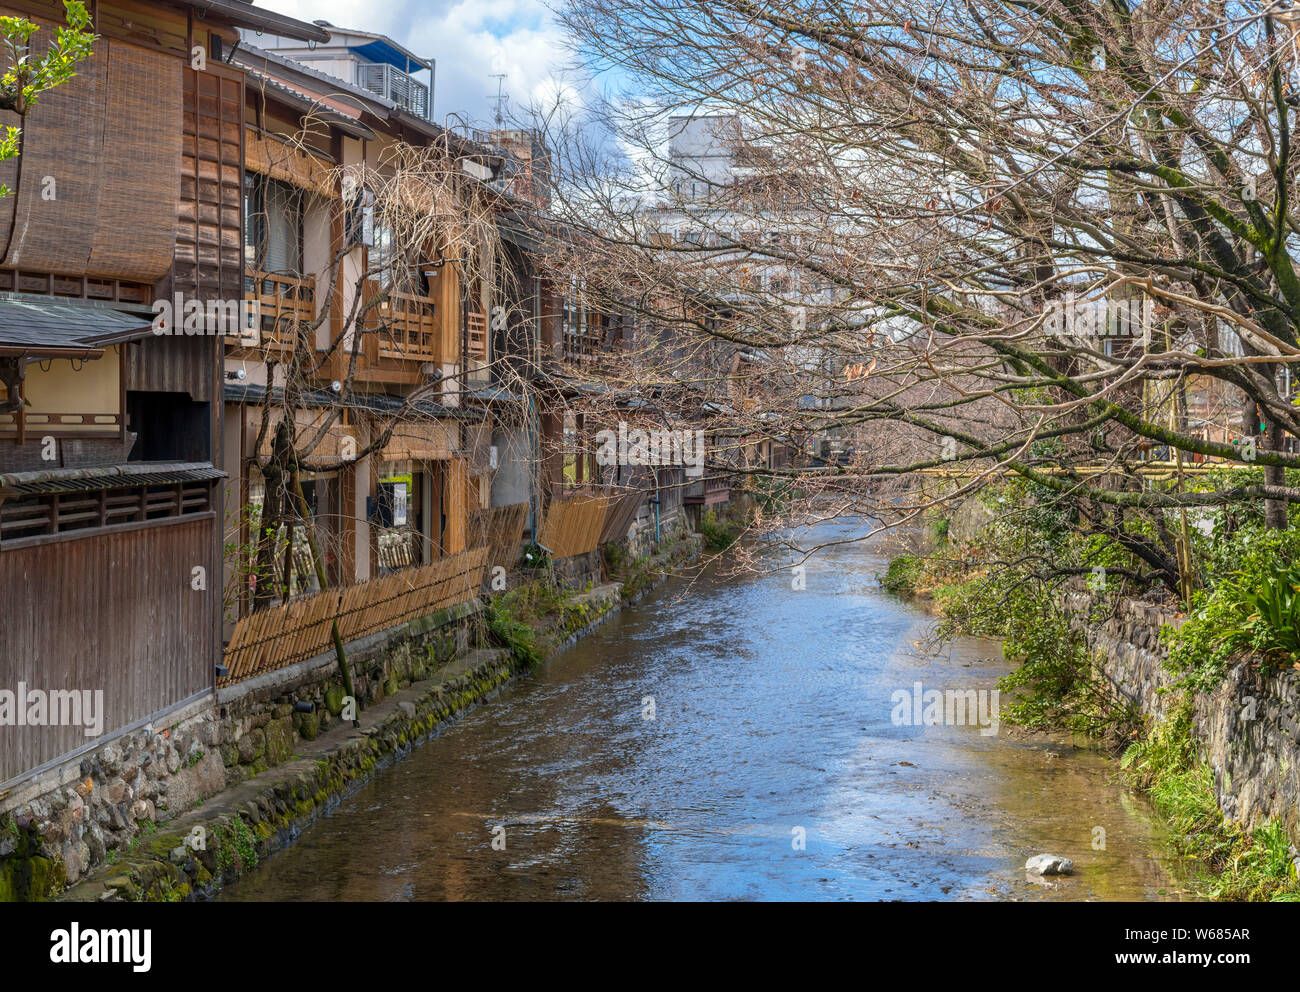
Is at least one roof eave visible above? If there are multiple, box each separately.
[179,1,331,43]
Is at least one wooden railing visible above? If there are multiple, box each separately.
[218,546,488,686]
[467,309,488,359]
[377,291,439,361]
[0,479,216,545]
[240,271,316,349]
[0,410,120,439]
[563,329,600,361]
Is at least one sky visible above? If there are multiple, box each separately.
[256,0,574,128]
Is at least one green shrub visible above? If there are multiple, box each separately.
[699,509,742,552]
[483,596,545,668]
[1164,525,1300,690]
[880,554,922,597]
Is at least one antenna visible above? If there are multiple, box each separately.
[488,74,509,129]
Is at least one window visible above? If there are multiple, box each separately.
[370,212,397,289]
[563,276,596,359]
[344,185,375,250]
[244,174,302,276]
[562,413,598,488]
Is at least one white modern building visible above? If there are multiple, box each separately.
[239,21,434,120]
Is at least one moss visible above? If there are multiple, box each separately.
[263,717,294,766]
[293,710,320,741]
[323,686,345,716]
[0,853,65,901]
[212,815,259,876]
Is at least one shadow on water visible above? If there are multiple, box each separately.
[219,520,1197,901]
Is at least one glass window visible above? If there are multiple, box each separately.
[244,174,302,275]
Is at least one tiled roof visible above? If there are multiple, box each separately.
[223,382,485,422]
[0,295,155,353]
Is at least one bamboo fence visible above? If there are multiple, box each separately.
[219,546,488,687]
[469,502,529,571]
[539,492,616,558]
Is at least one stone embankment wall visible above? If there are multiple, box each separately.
[0,600,479,900]
[1,530,703,901]
[1064,585,1300,840]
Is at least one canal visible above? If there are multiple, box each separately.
[220,521,1192,901]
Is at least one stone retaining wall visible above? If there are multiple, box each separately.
[0,600,478,900]
[1064,583,1300,840]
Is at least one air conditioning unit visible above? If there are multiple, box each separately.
[461,158,492,182]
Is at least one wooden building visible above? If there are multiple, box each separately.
[220,37,501,627]
[0,0,327,789]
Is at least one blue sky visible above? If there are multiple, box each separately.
[258,0,573,127]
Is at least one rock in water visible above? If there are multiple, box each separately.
[1025,854,1074,876]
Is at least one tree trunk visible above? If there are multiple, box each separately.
[291,470,357,720]
[1265,413,1288,531]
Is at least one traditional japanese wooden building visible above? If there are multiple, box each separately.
[0,0,326,790]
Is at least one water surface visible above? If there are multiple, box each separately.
[220,522,1191,901]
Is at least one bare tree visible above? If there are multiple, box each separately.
[230,127,522,699]
[523,0,1300,594]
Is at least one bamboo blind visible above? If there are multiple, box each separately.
[539,492,615,558]
[219,546,489,686]
[0,31,181,280]
[380,419,454,462]
[88,40,182,277]
[246,129,335,197]
[252,408,355,461]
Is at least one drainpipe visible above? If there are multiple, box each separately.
[529,273,541,543]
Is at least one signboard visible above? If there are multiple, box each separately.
[392,482,408,527]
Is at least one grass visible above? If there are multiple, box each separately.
[1122,701,1299,901]
[481,588,548,668]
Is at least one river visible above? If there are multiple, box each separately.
[219,520,1194,901]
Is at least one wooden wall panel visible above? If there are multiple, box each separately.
[443,457,468,554]
[0,516,217,786]
[125,335,214,402]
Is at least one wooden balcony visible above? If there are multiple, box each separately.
[684,476,731,506]
[238,271,316,349]
[563,330,601,361]
[377,291,439,361]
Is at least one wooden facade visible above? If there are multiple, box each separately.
[0,512,216,783]
[0,0,326,789]
[223,43,495,617]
